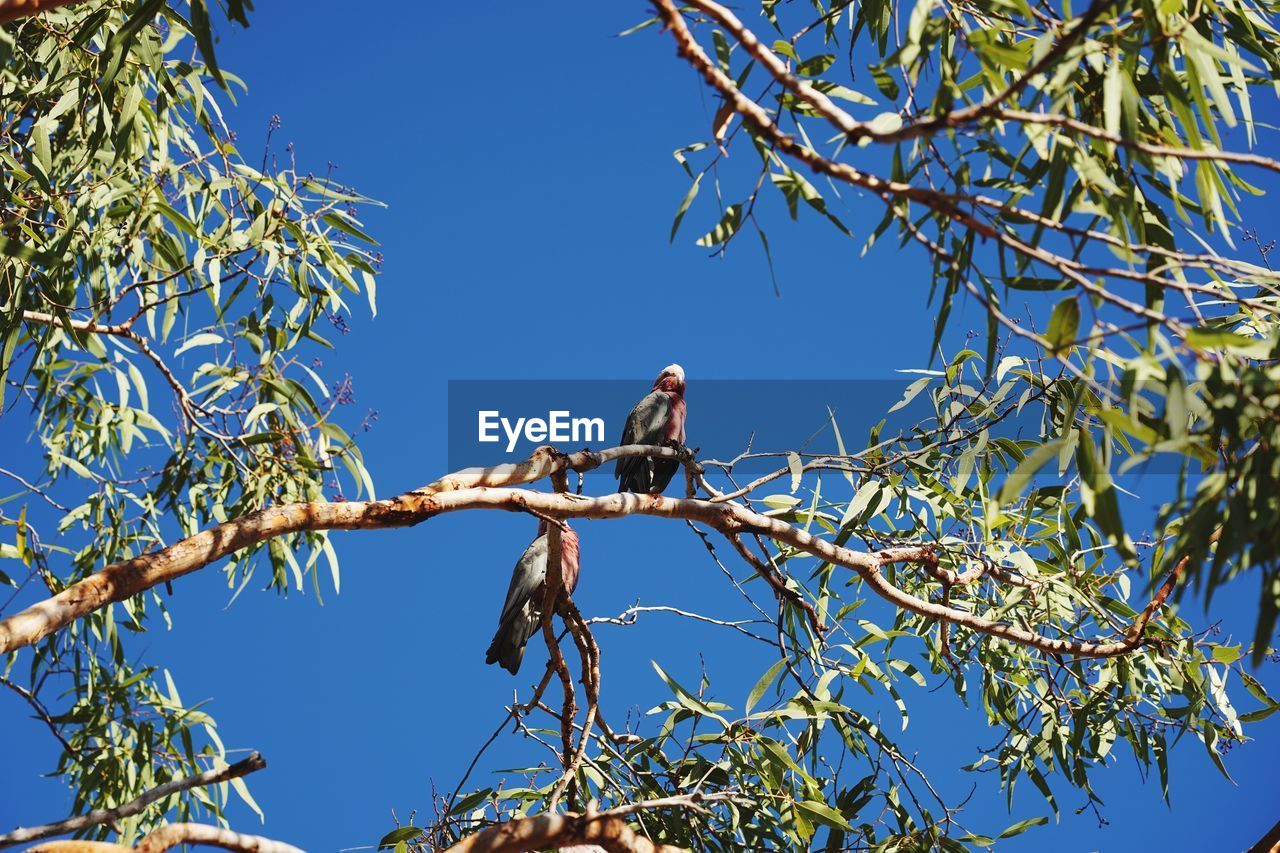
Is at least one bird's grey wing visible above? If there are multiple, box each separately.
[620,390,672,445]
[615,391,672,488]
[497,535,548,623]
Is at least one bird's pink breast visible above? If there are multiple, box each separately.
[560,529,581,593]
[664,395,687,443]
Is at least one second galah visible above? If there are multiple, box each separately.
[615,363,687,494]
[485,520,581,676]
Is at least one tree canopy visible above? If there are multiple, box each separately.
[1,0,1279,851]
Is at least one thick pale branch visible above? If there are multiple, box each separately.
[442,812,684,853]
[1247,816,1280,853]
[0,446,1175,660]
[0,754,266,848]
[0,446,688,655]
[0,0,82,22]
[134,824,302,853]
[421,445,700,493]
[21,311,131,337]
[24,822,301,853]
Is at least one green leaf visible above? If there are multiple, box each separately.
[998,816,1049,838]
[997,437,1068,504]
[670,173,703,242]
[787,452,803,493]
[746,658,789,715]
[378,827,425,848]
[772,40,799,62]
[323,211,379,245]
[1239,706,1279,723]
[797,54,835,76]
[190,0,227,88]
[173,332,226,356]
[652,661,727,724]
[1211,645,1241,664]
[1045,297,1080,352]
[0,236,55,265]
[448,788,493,815]
[1076,429,1136,563]
[230,775,263,822]
[869,64,899,99]
[695,204,743,247]
[796,799,854,832]
[1184,328,1269,355]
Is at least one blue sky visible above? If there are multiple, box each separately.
[2,2,1279,850]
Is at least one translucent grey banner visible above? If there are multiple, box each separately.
[448,379,941,476]
[445,379,1197,483]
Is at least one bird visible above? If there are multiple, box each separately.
[485,520,581,675]
[615,364,687,494]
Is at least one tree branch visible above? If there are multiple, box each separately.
[23,822,299,853]
[550,599,601,812]
[0,0,83,23]
[540,508,577,813]
[586,603,773,645]
[0,675,77,761]
[677,0,1279,175]
[134,823,302,853]
[0,445,1183,660]
[0,754,267,848]
[20,310,237,444]
[442,809,685,853]
[1246,816,1280,853]
[651,0,1279,353]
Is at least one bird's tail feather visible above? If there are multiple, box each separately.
[485,612,537,675]
[615,457,652,493]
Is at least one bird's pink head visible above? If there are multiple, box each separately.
[653,363,686,395]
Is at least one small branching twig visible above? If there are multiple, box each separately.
[0,753,267,848]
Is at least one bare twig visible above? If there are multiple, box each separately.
[0,675,77,762]
[0,468,70,512]
[550,600,602,811]
[586,603,774,645]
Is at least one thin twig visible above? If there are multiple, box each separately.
[0,753,267,848]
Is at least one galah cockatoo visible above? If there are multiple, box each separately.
[615,364,687,494]
[485,520,581,675]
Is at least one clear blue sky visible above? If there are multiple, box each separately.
[2,3,1278,850]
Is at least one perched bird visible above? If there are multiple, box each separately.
[485,521,581,675]
[615,364,687,494]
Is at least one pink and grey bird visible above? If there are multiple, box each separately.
[485,521,581,675]
[615,364,687,494]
